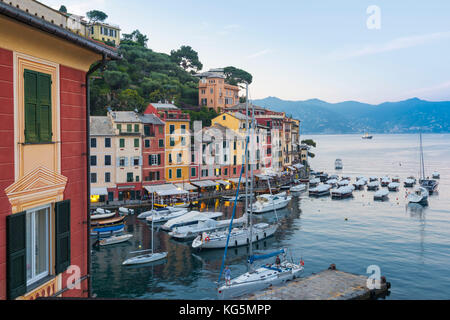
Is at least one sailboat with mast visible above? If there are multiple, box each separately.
[122,199,167,265]
[417,133,438,194]
[194,83,303,299]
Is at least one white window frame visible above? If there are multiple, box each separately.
[26,204,51,286]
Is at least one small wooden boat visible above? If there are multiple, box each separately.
[392,176,400,183]
[91,224,125,237]
[432,172,440,179]
[335,159,343,170]
[290,184,307,193]
[309,178,320,188]
[331,186,354,199]
[99,234,133,246]
[380,177,390,187]
[91,216,125,228]
[369,176,378,182]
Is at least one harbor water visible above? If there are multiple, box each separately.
[91,134,450,299]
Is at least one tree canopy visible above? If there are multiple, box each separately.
[89,30,199,116]
[301,139,317,148]
[223,66,253,86]
[170,46,203,73]
[59,5,67,13]
[122,30,149,48]
[86,10,108,23]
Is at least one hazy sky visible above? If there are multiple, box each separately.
[45,0,450,104]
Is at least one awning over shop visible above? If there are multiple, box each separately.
[174,183,198,191]
[91,187,108,196]
[288,166,295,170]
[228,177,251,184]
[216,180,231,186]
[293,163,305,169]
[144,184,189,196]
[191,180,219,188]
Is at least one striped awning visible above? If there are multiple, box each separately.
[144,184,188,196]
[216,180,231,186]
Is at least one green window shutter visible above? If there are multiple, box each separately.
[6,211,27,300]
[134,138,139,148]
[55,200,71,274]
[24,70,38,143]
[120,139,125,148]
[134,124,139,132]
[37,73,52,142]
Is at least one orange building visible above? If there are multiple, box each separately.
[195,68,240,113]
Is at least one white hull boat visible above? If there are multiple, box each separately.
[341,175,351,181]
[308,178,320,187]
[331,186,354,199]
[249,193,291,214]
[337,180,349,187]
[353,179,366,190]
[369,176,378,182]
[367,181,380,191]
[145,209,189,223]
[91,208,115,220]
[408,187,429,205]
[374,189,389,201]
[326,179,338,187]
[169,215,247,241]
[119,207,134,215]
[387,182,400,191]
[432,172,440,179]
[161,211,222,231]
[99,234,133,246]
[335,159,343,170]
[122,252,168,265]
[404,178,416,188]
[309,184,331,197]
[192,223,277,249]
[217,260,303,299]
[137,206,185,219]
[380,177,390,187]
[290,184,306,193]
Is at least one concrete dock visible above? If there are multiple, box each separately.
[241,266,390,300]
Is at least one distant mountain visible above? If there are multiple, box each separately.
[252,97,450,134]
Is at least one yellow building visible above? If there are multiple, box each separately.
[89,22,121,46]
[144,103,191,183]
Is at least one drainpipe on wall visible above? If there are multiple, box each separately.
[85,54,107,298]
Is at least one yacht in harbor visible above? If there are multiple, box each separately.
[335,158,343,170]
[417,133,439,194]
[362,132,373,139]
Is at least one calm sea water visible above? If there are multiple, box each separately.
[91,134,450,300]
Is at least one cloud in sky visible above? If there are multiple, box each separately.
[329,31,450,60]
[398,80,450,101]
[247,49,271,59]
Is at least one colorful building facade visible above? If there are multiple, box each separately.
[0,2,119,300]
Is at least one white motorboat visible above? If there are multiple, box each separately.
[99,234,133,246]
[362,132,373,139]
[216,249,304,299]
[392,176,400,183]
[369,176,378,182]
[169,215,247,241]
[335,159,343,170]
[329,174,339,180]
[192,223,278,249]
[249,193,292,214]
[325,179,338,187]
[404,178,416,188]
[309,178,320,187]
[122,251,167,265]
[91,208,115,220]
[341,175,351,181]
[290,184,307,193]
[119,207,134,215]
[387,182,400,191]
[380,177,390,187]
[408,186,429,205]
[356,176,367,183]
[331,186,354,199]
[432,172,440,179]
[374,189,389,201]
[145,208,189,223]
[309,184,331,197]
[161,211,222,231]
[353,179,366,190]
[367,181,380,191]
[137,206,185,219]
[337,180,350,187]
